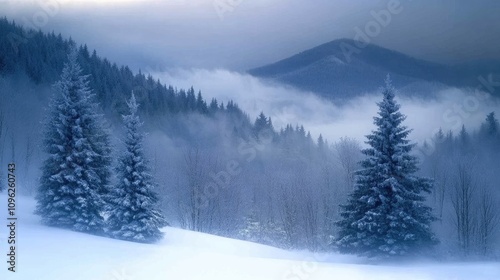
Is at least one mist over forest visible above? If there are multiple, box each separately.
[1,15,499,264]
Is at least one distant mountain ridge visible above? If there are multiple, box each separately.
[248,39,500,100]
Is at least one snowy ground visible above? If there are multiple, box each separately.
[0,194,499,280]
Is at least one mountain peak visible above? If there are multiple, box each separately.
[248,39,500,100]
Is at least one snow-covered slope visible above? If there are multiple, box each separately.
[0,194,499,280]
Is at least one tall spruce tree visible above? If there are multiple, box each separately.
[106,93,166,243]
[35,49,112,233]
[336,76,437,258]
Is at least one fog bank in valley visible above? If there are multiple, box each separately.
[157,68,500,145]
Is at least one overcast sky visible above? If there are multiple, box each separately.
[2,0,500,71]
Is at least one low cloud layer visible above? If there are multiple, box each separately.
[2,0,500,71]
[157,69,500,146]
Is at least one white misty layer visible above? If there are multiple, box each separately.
[156,69,497,145]
[0,194,499,280]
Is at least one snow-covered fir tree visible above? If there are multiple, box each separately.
[35,48,112,233]
[238,207,288,248]
[336,76,437,258]
[106,93,166,243]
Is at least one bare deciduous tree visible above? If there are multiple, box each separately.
[451,164,477,256]
[183,148,208,232]
[429,157,449,221]
[477,188,500,256]
[333,137,361,191]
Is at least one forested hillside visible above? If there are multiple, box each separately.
[0,17,242,118]
[249,39,500,100]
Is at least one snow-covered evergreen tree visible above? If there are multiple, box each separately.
[336,76,437,258]
[253,112,273,138]
[238,208,288,248]
[480,112,499,143]
[35,48,112,233]
[106,93,166,243]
